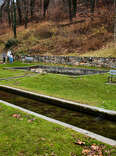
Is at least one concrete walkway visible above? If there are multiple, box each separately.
[0,73,38,81]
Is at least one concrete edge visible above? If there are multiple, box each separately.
[0,100,116,146]
[3,66,108,72]
[0,85,116,118]
[0,75,25,81]
[0,73,38,81]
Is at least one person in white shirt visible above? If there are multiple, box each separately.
[7,50,12,62]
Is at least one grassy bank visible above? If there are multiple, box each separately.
[0,62,116,111]
[0,102,116,156]
[81,45,116,58]
[0,68,28,79]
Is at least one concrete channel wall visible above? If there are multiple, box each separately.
[5,65,108,75]
[29,65,108,75]
[0,85,116,121]
[0,85,116,146]
[1,100,116,146]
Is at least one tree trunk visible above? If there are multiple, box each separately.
[16,0,22,25]
[0,2,5,23]
[43,0,50,18]
[7,0,11,27]
[72,0,77,17]
[90,0,95,13]
[23,0,28,29]
[13,0,17,38]
[11,0,14,30]
[68,0,72,22]
[30,0,35,19]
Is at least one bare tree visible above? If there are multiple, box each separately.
[12,0,16,38]
[42,0,50,18]
[23,0,28,28]
[30,0,35,19]
[72,0,77,17]
[0,0,7,22]
[7,0,11,27]
[16,0,22,24]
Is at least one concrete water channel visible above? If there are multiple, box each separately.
[4,65,108,75]
[1,66,115,145]
[0,85,116,145]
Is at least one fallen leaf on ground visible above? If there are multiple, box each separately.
[12,114,21,119]
[50,152,57,156]
[28,118,35,122]
[74,139,85,145]
[82,149,91,155]
[91,144,99,151]
[40,137,46,141]
[70,152,77,156]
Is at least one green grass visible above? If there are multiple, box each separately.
[0,62,116,110]
[0,61,38,68]
[0,69,27,78]
[0,102,115,156]
[0,62,116,155]
[0,62,40,78]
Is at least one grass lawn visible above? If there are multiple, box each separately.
[0,62,116,155]
[0,68,29,79]
[0,62,116,111]
[0,102,116,156]
[0,62,39,68]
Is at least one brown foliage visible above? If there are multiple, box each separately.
[0,24,9,35]
[23,32,32,40]
[48,5,68,22]
[33,24,52,39]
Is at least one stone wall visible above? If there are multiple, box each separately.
[23,56,116,68]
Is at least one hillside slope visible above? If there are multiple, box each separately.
[0,4,115,57]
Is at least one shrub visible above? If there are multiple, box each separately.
[0,40,4,44]
[5,38,18,49]
[33,25,52,39]
[23,32,31,40]
[0,24,9,35]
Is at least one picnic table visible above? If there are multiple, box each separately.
[108,70,116,83]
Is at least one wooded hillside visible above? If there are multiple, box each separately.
[0,0,115,56]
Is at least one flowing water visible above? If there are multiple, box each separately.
[0,90,116,140]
